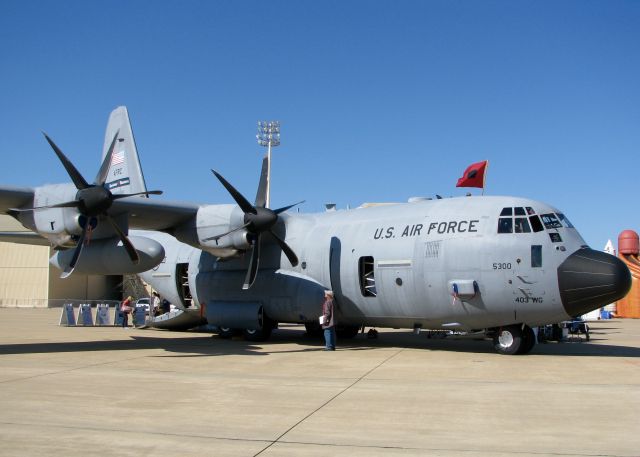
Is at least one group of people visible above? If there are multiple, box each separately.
[119,289,340,351]
[119,291,170,328]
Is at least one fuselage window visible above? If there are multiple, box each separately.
[498,218,513,233]
[556,213,574,228]
[514,217,531,233]
[549,232,562,243]
[500,207,513,216]
[531,245,542,267]
[358,256,377,297]
[529,215,544,232]
[514,207,526,216]
[540,213,562,229]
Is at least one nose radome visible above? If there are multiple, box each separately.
[558,248,632,317]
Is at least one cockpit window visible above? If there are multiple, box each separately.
[514,217,531,233]
[498,218,513,233]
[500,207,512,216]
[514,207,526,216]
[549,232,562,243]
[556,213,574,228]
[529,215,544,232]
[526,207,535,215]
[540,213,562,229]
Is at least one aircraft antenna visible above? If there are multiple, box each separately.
[256,121,280,208]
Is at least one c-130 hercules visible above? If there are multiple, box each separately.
[0,107,631,354]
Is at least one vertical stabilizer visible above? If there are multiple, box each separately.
[101,106,148,196]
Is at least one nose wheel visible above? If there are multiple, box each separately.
[492,325,536,355]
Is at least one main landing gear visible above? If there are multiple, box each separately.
[216,318,275,342]
[491,324,536,355]
[304,321,361,339]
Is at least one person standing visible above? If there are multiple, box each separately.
[152,291,161,316]
[120,296,133,329]
[321,290,336,351]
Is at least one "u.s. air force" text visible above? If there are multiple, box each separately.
[373,220,479,240]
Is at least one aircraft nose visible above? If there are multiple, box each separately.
[557,248,632,317]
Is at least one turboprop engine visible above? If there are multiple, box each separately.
[174,204,252,258]
[50,235,164,275]
[13,184,83,247]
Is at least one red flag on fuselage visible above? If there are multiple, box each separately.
[456,160,488,188]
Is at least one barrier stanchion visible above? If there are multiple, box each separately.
[95,304,111,326]
[114,306,125,327]
[133,305,147,327]
[77,304,94,326]
[59,303,76,326]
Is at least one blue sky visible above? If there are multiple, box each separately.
[1,1,638,250]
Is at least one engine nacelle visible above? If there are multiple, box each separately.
[174,204,251,257]
[17,184,82,247]
[50,235,165,275]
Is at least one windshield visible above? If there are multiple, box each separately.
[556,213,574,228]
[540,213,562,229]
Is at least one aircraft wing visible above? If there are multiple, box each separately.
[1,184,199,233]
[108,196,200,231]
[0,185,35,213]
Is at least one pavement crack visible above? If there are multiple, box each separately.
[0,355,149,384]
[252,348,405,457]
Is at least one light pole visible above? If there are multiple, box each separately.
[256,121,280,208]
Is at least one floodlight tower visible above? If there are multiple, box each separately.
[256,121,280,208]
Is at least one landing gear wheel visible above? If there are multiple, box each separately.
[517,325,536,354]
[493,325,523,355]
[217,327,238,339]
[304,321,323,338]
[243,324,273,342]
[336,325,360,339]
[243,315,275,342]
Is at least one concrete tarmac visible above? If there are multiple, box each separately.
[0,308,638,457]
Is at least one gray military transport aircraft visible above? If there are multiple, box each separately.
[0,107,631,354]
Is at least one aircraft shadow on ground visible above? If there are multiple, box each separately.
[0,335,267,357]
[0,327,638,358]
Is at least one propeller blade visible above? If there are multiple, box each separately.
[111,190,163,200]
[10,200,80,212]
[211,169,256,214]
[202,222,250,242]
[43,132,90,190]
[254,155,269,208]
[269,230,299,267]
[94,130,120,186]
[60,223,88,279]
[242,234,261,290]
[273,200,305,215]
[106,216,140,264]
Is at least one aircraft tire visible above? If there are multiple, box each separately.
[217,327,238,339]
[492,325,523,355]
[336,325,360,339]
[243,324,273,342]
[517,325,536,355]
[304,321,323,338]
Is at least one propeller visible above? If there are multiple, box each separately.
[208,159,303,289]
[16,131,163,278]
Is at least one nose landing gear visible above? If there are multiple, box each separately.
[491,324,536,355]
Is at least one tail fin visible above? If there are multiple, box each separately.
[101,106,148,196]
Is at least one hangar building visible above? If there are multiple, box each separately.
[0,215,119,307]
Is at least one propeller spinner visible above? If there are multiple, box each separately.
[208,160,303,289]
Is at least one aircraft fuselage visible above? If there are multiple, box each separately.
[151,195,629,337]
